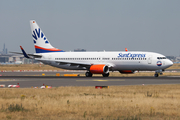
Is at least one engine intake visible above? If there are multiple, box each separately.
[90,64,109,74]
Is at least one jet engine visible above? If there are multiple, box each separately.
[89,64,109,74]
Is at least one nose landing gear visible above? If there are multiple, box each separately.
[154,73,159,77]
[154,69,164,77]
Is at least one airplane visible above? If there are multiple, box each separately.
[12,20,173,77]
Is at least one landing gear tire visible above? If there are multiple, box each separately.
[102,73,109,77]
[85,72,92,77]
[154,73,159,77]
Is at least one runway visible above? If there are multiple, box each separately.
[0,71,84,76]
[0,76,180,88]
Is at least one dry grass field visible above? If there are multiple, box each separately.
[0,64,61,71]
[0,85,180,120]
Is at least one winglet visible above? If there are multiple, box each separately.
[20,46,30,58]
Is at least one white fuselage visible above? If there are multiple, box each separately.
[35,51,173,71]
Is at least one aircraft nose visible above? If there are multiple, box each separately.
[167,60,173,67]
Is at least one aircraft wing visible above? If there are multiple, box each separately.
[55,61,114,69]
[56,61,91,68]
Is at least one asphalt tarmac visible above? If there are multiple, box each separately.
[0,75,180,88]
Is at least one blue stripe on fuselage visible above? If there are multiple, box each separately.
[35,48,65,53]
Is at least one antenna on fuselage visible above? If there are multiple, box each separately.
[125,48,128,52]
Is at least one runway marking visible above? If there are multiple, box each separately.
[76,79,125,82]
[93,80,108,81]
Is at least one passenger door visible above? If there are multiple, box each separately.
[147,55,152,64]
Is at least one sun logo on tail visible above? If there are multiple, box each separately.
[32,28,49,44]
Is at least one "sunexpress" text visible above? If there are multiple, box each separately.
[117,53,146,58]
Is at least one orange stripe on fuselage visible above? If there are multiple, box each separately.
[34,45,61,51]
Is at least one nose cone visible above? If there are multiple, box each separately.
[167,60,173,67]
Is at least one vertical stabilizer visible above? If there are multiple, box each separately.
[30,20,64,53]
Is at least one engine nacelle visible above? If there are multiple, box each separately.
[90,64,109,74]
[119,70,135,74]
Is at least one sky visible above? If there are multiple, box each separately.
[0,0,180,56]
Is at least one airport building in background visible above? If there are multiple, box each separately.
[74,49,86,52]
[1,44,8,55]
[0,44,37,64]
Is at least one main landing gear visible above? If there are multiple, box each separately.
[103,73,109,77]
[85,72,92,77]
[85,72,110,77]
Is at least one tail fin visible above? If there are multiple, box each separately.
[30,20,64,53]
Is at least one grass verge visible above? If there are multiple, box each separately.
[0,85,180,119]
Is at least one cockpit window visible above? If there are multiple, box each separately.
[157,57,166,59]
